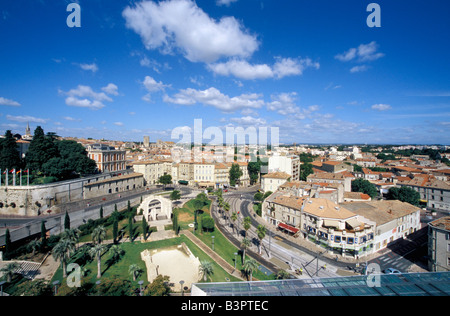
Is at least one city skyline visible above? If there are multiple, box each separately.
[1,0,450,145]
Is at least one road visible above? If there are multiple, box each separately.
[216,188,346,278]
[0,185,194,232]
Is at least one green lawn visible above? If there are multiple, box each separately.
[51,234,241,295]
[175,198,212,230]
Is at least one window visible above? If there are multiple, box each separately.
[347,237,354,245]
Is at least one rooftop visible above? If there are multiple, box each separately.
[191,272,450,296]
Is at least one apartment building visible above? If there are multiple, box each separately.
[261,172,291,193]
[398,175,450,212]
[307,172,354,192]
[87,143,126,173]
[428,216,450,272]
[268,154,301,181]
[132,160,172,185]
[343,200,421,253]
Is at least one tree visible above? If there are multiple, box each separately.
[300,163,313,181]
[128,215,134,241]
[0,262,20,282]
[242,258,259,281]
[229,163,243,186]
[171,209,178,236]
[243,216,252,237]
[256,225,266,255]
[231,212,238,236]
[254,192,264,202]
[142,217,149,240]
[60,228,80,251]
[92,225,106,245]
[64,211,71,230]
[52,238,76,278]
[0,130,22,170]
[248,160,262,185]
[387,186,420,206]
[199,260,214,281]
[113,217,119,244]
[129,264,143,281]
[27,239,41,257]
[143,275,171,296]
[99,206,104,219]
[4,229,11,260]
[40,221,47,251]
[240,237,251,264]
[351,178,378,198]
[201,215,215,232]
[89,244,106,279]
[158,174,172,186]
[108,244,124,264]
[25,126,59,174]
[170,190,181,201]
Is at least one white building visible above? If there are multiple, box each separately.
[261,172,291,193]
[268,154,300,181]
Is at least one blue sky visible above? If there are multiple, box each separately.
[0,0,449,145]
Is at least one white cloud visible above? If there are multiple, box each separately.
[350,65,369,73]
[267,93,320,119]
[114,122,124,126]
[6,115,49,124]
[335,41,384,63]
[63,116,81,122]
[371,104,392,111]
[164,87,264,112]
[122,0,259,63]
[143,76,170,93]
[230,116,266,126]
[101,83,119,96]
[208,57,319,80]
[0,97,20,106]
[78,63,99,73]
[59,84,115,110]
[216,0,238,6]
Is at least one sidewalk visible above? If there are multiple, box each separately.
[181,230,244,281]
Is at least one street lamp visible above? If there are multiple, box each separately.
[234,252,238,270]
[179,280,185,296]
[52,280,60,296]
[138,280,144,296]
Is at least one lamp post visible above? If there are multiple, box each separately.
[179,280,185,296]
[234,252,238,270]
[52,280,60,296]
[138,280,144,296]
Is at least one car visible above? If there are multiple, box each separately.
[383,268,401,274]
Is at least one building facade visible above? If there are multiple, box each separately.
[87,143,126,173]
[428,216,450,272]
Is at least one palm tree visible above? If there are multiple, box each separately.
[231,212,238,236]
[223,202,230,223]
[129,264,143,281]
[240,237,251,265]
[242,258,259,281]
[89,244,105,279]
[0,262,20,282]
[92,225,107,245]
[198,260,214,282]
[27,239,41,256]
[243,216,251,237]
[256,225,266,255]
[61,228,80,250]
[52,238,75,278]
[108,244,124,263]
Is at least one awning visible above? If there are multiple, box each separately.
[323,219,340,229]
[346,218,363,229]
[278,222,299,234]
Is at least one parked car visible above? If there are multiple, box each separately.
[383,268,401,274]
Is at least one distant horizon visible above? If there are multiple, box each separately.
[1,1,449,144]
